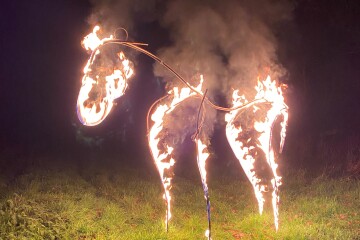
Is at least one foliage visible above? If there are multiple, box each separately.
[0,193,67,240]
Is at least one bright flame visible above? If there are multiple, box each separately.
[225,76,288,231]
[148,76,204,227]
[77,26,134,126]
[197,139,210,191]
[82,25,114,51]
[196,139,211,238]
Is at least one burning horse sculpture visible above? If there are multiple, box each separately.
[76,26,288,239]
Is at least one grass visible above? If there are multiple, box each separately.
[0,162,359,239]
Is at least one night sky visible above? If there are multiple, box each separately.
[0,0,359,173]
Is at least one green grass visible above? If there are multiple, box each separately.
[0,165,359,239]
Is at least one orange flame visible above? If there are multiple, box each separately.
[77,26,134,126]
[148,76,204,228]
[225,76,288,231]
[197,139,210,191]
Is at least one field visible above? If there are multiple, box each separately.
[0,157,359,240]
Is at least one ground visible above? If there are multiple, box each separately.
[0,157,359,240]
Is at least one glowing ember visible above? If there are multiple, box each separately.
[77,26,134,126]
[225,76,288,231]
[148,76,204,229]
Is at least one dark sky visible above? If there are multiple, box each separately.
[0,1,91,149]
[0,0,359,168]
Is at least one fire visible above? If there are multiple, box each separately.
[76,25,290,236]
[77,26,134,126]
[196,139,211,239]
[148,76,205,229]
[82,25,114,51]
[225,75,288,231]
[196,139,210,192]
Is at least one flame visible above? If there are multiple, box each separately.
[82,25,114,51]
[196,139,211,239]
[75,25,292,236]
[196,139,210,192]
[77,26,134,126]
[225,76,288,231]
[148,76,204,228]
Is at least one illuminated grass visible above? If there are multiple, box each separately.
[0,166,359,239]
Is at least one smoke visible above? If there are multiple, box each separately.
[161,97,217,146]
[155,0,292,100]
[87,0,160,37]
[87,0,293,136]
[88,0,292,100]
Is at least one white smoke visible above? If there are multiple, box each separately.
[87,0,293,136]
[154,0,292,100]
